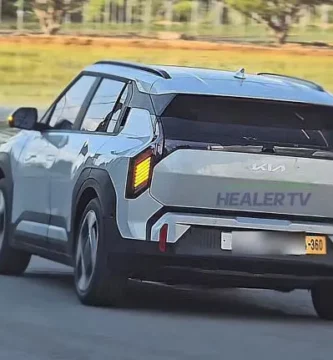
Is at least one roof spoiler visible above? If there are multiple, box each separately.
[94,60,171,79]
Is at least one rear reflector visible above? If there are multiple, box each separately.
[159,224,168,252]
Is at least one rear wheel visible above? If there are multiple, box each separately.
[74,197,128,306]
[311,284,333,320]
[0,179,31,275]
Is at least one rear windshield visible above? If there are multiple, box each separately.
[161,95,333,149]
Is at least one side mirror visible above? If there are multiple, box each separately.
[8,107,38,130]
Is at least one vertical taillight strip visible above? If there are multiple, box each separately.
[126,147,154,198]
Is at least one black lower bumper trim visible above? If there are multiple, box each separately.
[145,266,333,290]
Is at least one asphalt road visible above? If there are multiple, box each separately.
[0,256,332,360]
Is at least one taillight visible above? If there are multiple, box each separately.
[126,148,154,198]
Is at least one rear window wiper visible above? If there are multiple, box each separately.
[208,144,282,154]
[208,145,264,153]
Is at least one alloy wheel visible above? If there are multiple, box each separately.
[75,210,99,292]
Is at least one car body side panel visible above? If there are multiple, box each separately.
[42,108,162,246]
[98,156,163,240]
[10,131,53,229]
[92,111,163,241]
[48,131,111,237]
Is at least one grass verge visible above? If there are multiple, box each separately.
[1,38,333,106]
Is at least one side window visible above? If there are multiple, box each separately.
[48,75,96,129]
[80,78,126,132]
[120,108,154,137]
[39,106,53,124]
[106,86,129,133]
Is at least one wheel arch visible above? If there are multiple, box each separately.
[0,167,5,180]
[70,167,117,256]
[0,152,16,247]
[0,152,14,211]
[0,153,13,183]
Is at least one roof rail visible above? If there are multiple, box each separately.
[257,72,324,92]
[94,60,171,79]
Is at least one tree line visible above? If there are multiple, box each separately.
[2,0,333,43]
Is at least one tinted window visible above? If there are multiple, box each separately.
[81,78,125,132]
[49,75,96,129]
[161,95,333,150]
[107,86,129,133]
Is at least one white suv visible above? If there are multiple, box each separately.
[1,61,333,319]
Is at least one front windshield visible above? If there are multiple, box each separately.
[161,95,333,150]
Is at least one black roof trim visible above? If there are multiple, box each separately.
[257,72,324,92]
[94,60,171,79]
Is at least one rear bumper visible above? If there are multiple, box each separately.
[107,212,333,290]
[149,211,333,255]
[150,212,333,246]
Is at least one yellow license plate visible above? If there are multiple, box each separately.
[305,235,327,255]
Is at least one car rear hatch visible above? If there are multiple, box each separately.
[150,94,333,218]
[150,148,333,218]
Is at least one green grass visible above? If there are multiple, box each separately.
[1,42,333,106]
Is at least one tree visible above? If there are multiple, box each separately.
[86,0,121,22]
[173,0,192,21]
[33,0,85,35]
[225,0,333,44]
[2,0,18,19]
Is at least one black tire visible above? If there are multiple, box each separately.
[311,284,333,320]
[0,178,31,275]
[74,197,128,306]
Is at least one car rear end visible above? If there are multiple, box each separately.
[132,93,333,291]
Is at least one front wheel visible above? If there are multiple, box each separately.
[311,284,333,320]
[74,197,128,306]
[0,179,31,275]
